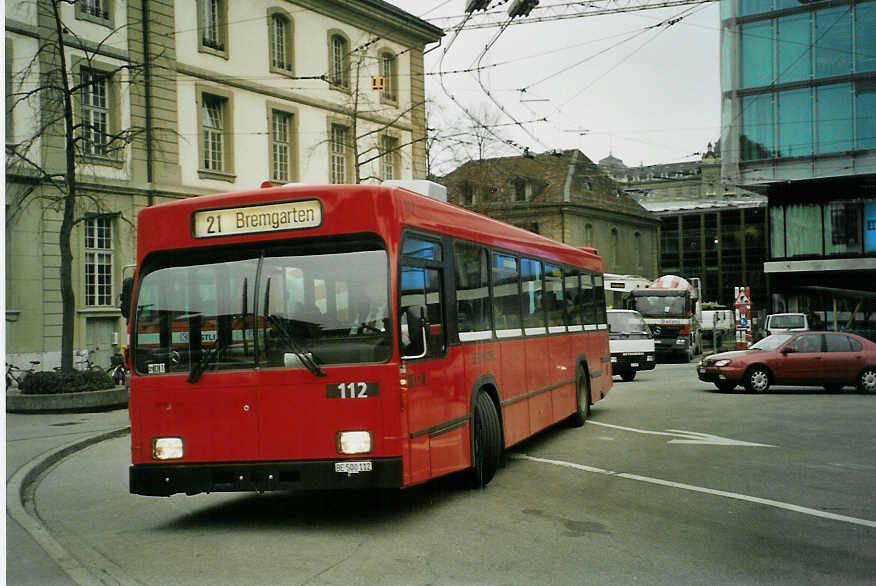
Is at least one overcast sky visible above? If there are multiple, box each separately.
[388,1,722,172]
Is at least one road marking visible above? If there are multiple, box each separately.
[588,420,775,447]
[512,454,876,529]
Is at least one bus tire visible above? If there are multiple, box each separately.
[467,391,502,489]
[568,365,590,428]
[620,370,636,382]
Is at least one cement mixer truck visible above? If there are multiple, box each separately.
[625,275,702,362]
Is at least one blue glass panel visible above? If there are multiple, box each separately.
[741,21,774,88]
[721,0,733,20]
[775,0,801,10]
[865,200,876,253]
[856,83,876,149]
[778,88,813,157]
[741,94,775,159]
[777,13,811,83]
[402,237,441,260]
[856,1,876,73]
[815,7,852,78]
[816,83,852,153]
[740,0,772,16]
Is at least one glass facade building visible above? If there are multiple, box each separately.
[721,0,876,339]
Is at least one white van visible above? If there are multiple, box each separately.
[764,312,809,335]
[606,309,656,381]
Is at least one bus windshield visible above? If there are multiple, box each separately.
[133,239,391,377]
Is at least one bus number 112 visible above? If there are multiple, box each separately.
[327,382,378,399]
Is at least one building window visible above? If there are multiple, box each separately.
[584,223,593,247]
[825,201,863,255]
[330,123,349,184]
[84,217,113,307]
[461,184,474,206]
[741,94,775,160]
[271,110,292,183]
[856,1,876,73]
[77,0,110,24]
[80,68,110,157]
[380,135,398,180]
[202,95,225,171]
[815,7,851,79]
[778,87,812,157]
[740,20,773,89]
[611,228,619,266]
[199,0,226,54]
[329,34,350,89]
[269,12,293,73]
[634,232,642,268]
[514,179,526,202]
[857,81,876,150]
[380,51,397,102]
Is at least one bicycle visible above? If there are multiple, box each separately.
[6,360,41,388]
[108,351,128,386]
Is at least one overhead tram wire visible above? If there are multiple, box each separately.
[548,3,707,122]
[431,0,718,29]
[437,7,532,155]
[472,14,552,151]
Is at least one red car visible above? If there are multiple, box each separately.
[697,331,876,393]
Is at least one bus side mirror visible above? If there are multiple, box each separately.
[402,307,427,360]
[120,277,134,321]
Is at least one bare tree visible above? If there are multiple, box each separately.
[306,40,432,185]
[6,0,147,371]
[425,103,517,178]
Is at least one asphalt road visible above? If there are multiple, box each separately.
[29,363,876,584]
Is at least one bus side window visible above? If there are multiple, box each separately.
[454,242,492,340]
[580,273,596,325]
[400,265,445,359]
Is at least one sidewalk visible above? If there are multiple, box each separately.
[6,408,130,585]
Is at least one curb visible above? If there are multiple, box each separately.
[6,386,128,413]
[7,427,131,585]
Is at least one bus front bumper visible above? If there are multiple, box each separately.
[130,457,403,496]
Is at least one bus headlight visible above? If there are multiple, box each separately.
[151,437,183,460]
[338,431,372,455]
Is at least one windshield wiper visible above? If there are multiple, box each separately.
[267,314,326,377]
[187,337,227,383]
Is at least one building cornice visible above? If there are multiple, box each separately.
[289,0,443,46]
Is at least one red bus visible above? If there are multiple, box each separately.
[126,182,611,496]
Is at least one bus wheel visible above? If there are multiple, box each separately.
[620,370,636,382]
[467,391,502,489]
[568,366,590,428]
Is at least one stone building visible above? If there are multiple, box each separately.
[599,145,768,309]
[5,0,442,370]
[440,149,661,307]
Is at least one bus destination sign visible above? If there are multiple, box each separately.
[193,199,322,238]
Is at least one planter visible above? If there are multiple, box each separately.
[6,386,128,413]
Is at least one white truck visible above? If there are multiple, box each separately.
[625,275,703,362]
[607,309,656,381]
[701,304,734,352]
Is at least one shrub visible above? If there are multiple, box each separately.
[19,369,115,395]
